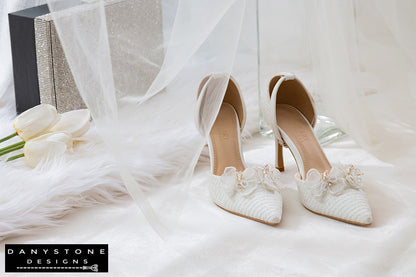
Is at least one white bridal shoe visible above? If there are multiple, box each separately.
[195,73,283,225]
[262,73,372,226]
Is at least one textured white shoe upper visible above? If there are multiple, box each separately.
[196,74,284,225]
[295,165,372,225]
[262,73,372,225]
[208,165,283,225]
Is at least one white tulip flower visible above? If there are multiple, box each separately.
[1,104,91,167]
[8,132,73,168]
[13,104,60,141]
[0,104,60,158]
[50,109,91,138]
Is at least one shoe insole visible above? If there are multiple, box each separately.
[209,102,245,176]
[276,104,331,179]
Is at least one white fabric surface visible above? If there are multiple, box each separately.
[1,135,415,276]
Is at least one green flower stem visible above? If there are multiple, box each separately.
[0,140,25,153]
[7,153,24,162]
[0,132,17,143]
[0,143,24,157]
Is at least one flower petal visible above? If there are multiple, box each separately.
[242,167,258,181]
[305,168,322,183]
[220,167,238,197]
[14,104,59,141]
[29,132,73,149]
[50,109,91,138]
[23,138,68,168]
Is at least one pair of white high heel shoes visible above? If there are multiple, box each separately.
[195,73,372,226]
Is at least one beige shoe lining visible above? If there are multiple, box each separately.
[209,102,245,176]
[276,104,331,178]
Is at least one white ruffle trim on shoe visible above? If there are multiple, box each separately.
[208,165,283,225]
[296,165,372,225]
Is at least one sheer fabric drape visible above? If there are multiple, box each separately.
[46,0,246,236]
[258,0,416,165]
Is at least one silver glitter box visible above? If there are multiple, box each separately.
[34,0,163,113]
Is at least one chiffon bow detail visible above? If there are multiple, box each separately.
[220,165,281,197]
[306,165,364,200]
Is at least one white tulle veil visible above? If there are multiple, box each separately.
[45,0,246,237]
[257,0,416,165]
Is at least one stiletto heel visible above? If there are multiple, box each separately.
[275,138,284,172]
[195,73,283,225]
[263,73,372,226]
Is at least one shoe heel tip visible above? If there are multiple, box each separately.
[276,166,284,172]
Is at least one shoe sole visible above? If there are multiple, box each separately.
[216,203,370,226]
[302,204,372,226]
[215,203,280,226]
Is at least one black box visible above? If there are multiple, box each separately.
[9,5,50,114]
